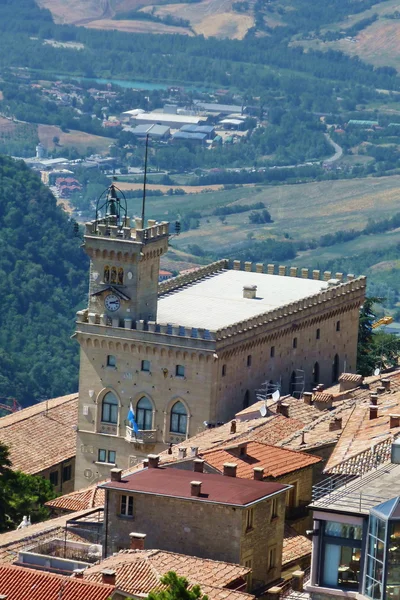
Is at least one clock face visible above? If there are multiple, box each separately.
[104,293,121,312]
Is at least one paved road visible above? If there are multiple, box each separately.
[323,133,343,163]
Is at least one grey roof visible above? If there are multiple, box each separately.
[149,124,170,136]
[131,124,154,135]
[311,461,400,516]
[172,132,207,141]
[157,269,328,330]
[194,102,244,114]
[180,125,215,134]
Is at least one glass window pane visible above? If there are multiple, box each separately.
[98,449,106,462]
[171,413,179,432]
[144,410,152,430]
[325,521,362,540]
[179,414,187,434]
[108,451,116,464]
[173,401,186,415]
[137,397,152,410]
[110,404,118,424]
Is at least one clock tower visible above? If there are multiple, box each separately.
[83,182,169,323]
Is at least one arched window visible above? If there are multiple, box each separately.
[117,267,124,285]
[332,353,340,383]
[101,392,118,424]
[243,390,250,409]
[110,266,117,284]
[313,362,320,385]
[136,397,153,431]
[104,265,110,284]
[170,401,187,434]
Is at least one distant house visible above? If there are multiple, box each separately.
[159,269,174,282]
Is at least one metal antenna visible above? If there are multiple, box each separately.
[141,134,149,228]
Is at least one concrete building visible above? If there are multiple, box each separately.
[74,183,365,489]
[127,123,170,140]
[128,112,207,128]
[101,457,290,591]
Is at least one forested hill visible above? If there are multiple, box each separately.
[0,156,87,406]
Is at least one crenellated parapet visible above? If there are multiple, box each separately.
[215,275,366,348]
[158,259,229,296]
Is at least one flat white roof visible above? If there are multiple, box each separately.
[157,270,329,330]
[135,113,205,124]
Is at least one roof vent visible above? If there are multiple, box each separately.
[191,481,202,496]
[390,415,400,429]
[223,462,237,477]
[110,468,122,482]
[243,285,257,299]
[147,454,159,468]
[178,448,187,460]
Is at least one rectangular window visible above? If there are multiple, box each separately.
[271,497,278,519]
[247,355,252,367]
[246,508,254,531]
[270,346,275,358]
[98,449,107,463]
[98,449,116,464]
[321,520,363,590]
[268,546,277,570]
[50,470,59,487]
[222,364,227,377]
[108,450,116,464]
[141,360,150,372]
[316,328,321,340]
[293,337,298,349]
[120,494,134,517]
[336,320,341,332]
[62,464,72,482]
[176,364,185,377]
[107,355,116,367]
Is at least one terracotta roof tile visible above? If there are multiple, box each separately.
[199,441,321,479]
[282,524,312,566]
[0,394,78,474]
[0,564,113,600]
[313,393,333,404]
[339,373,363,384]
[84,549,253,600]
[46,486,105,512]
[101,466,288,506]
[266,397,323,425]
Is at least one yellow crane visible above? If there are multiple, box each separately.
[372,316,394,329]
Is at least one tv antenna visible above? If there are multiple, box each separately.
[141,134,149,227]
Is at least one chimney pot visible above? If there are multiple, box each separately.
[243,285,257,299]
[230,420,237,434]
[390,415,400,429]
[191,480,202,496]
[377,386,386,395]
[147,454,159,468]
[279,402,289,418]
[223,462,237,477]
[110,468,122,482]
[190,446,198,457]
[73,569,85,579]
[381,378,391,391]
[101,569,116,585]
[329,417,343,432]
[253,467,264,481]
[292,571,305,593]
[143,459,149,468]
[370,405,378,420]
[178,448,187,460]
[370,393,378,406]
[317,384,324,392]
[194,459,205,473]
[303,392,313,405]
[129,532,146,550]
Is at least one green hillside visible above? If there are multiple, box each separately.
[0,155,87,405]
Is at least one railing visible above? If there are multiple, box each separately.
[125,426,157,444]
[312,473,357,502]
[280,567,311,599]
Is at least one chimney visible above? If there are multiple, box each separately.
[230,420,237,434]
[370,393,378,406]
[243,285,257,299]
[381,378,391,391]
[279,403,289,418]
[223,462,237,477]
[178,448,187,460]
[253,467,264,481]
[148,454,159,469]
[129,532,146,550]
[101,569,116,585]
[317,384,324,392]
[303,392,313,405]
[370,405,378,420]
[292,571,305,593]
[191,480,202,496]
[143,458,149,468]
[329,417,342,432]
[390,415,400,429]
[377,386,386,395]
[110,468,122,482]
[190,446,198,457]
[73,569,85,579]
[193,458,205,473]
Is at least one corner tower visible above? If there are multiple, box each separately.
[84,183,169,323]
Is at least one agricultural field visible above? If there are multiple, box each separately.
[0,117,38,157]
[38,125,113,155]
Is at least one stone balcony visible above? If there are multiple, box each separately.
[125,426,157,444]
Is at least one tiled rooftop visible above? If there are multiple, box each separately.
[158,270,328,330]
[0,564,114,600]
[282,524,312,567]
[84,549,251,594]
[0,394,78,474]
[199,442,321,479]
[325,376,400,474]
[46,485,105,513]
[101,465,289,506]
[266,397,325,426]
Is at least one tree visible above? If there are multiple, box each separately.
[148,571,208,600]
[357,297,400,375]
[0,441,56,532]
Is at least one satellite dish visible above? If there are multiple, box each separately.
[374,368,381,376]
[272,389,281,402]
[259,402,267,417]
